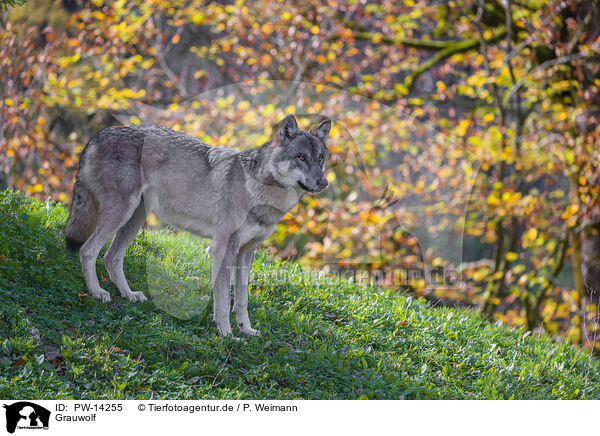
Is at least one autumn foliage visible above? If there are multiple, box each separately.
[1,0,600,350]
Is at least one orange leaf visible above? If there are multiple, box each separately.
[261,23,273,35]
[12,358,26,368]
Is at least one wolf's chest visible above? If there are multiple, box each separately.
[236,192,297,248]
[237,221,278,249]
[246,204,286,227]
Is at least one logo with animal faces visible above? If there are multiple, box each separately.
[3,402,50,433]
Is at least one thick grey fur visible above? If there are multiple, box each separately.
[64,115,331,337]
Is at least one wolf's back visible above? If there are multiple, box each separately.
[64,125,216,251]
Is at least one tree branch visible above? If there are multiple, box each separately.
[402,28,507,91]
[502,52,591,107]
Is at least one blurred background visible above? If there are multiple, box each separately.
[1,0,600,351]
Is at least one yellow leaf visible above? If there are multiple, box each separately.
[4,98,14,106]
[483,113,494,122]
[513,264,526,274]
[243,112,255,123]
[487,193,500,206]
[565,149,575,165]
[473,270,487,281]
[394,83,409,95]
[192,13,206,26]
[310,25,320,34]
[455,119,470,136]
[172,34,180,44]
[570,203,580,214]
[367,212,381,224]
[525,227,538,241]
[506,252,518,262]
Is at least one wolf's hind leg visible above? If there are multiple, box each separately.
[234,245,260,336]
[80,198,140,303]
[104,201,148,303]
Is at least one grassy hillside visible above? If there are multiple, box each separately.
[0,190,599,399]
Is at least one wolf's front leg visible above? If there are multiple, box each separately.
[234,245,261,336]
[211,234,236,337]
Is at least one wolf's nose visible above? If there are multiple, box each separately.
[317,177,329,189]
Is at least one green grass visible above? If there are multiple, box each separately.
[0,189,599,399]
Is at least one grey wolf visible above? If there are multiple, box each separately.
[64,115,331,336]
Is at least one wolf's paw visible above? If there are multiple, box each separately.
[240,327,261,337]
[216,323,233,337]
[125,291,148,303]
[90,288,111,303]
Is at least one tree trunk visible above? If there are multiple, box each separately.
[582,223,600,306]
[571,231,588,345]
[0,170,7,191]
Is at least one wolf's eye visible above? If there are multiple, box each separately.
[298,155,306,161]
[319,155,324,163]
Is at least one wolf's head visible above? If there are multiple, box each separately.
[268,115,331,193]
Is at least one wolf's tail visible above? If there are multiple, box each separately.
[64,179,97,251]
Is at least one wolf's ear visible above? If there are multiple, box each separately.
[311,119,331,142]
[276,115,299,144]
